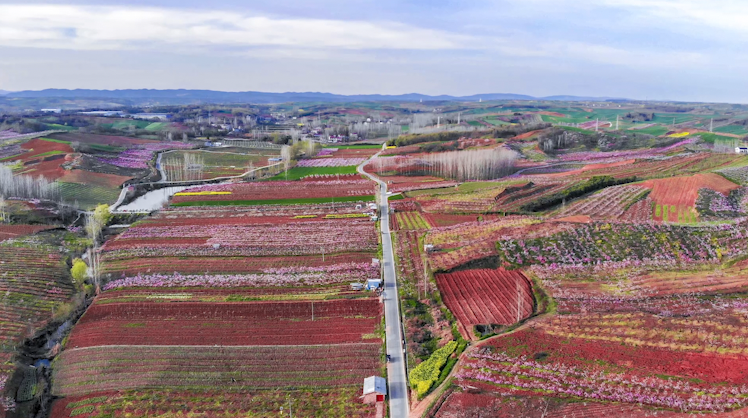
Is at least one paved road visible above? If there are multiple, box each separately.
[358,157,410,418]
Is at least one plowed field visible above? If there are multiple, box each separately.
[435,268,533,338]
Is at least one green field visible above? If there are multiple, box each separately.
[268,166,360,181]
[40,137,71,144]
[145,122,169,131]
[697,133,738,145]
[482,117,512,126]
[467,121,482,127]
[630,126,670,136]
[173,195,375,207]
[650,113,699,125]
[59,182,121,210]
[715,125,748,135]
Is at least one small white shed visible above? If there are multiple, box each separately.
[363,376,387,396]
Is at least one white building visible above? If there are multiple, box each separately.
[735,147,748,154]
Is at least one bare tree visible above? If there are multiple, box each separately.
[0,164,61,200]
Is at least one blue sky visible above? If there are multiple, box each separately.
[0,0,747,102]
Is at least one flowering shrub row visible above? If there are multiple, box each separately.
[296,158,367,167]
[103,262,378,290]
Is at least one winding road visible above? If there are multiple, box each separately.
[358,153,410,418]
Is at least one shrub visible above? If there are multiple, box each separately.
[409,340,458,397]
[70,258,88,287]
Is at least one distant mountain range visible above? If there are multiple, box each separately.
[0,90,11,96]
[2,89,628,104]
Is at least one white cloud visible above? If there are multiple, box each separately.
[0,4,473,51]
[594,0,748,37]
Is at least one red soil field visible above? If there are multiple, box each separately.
[20,138,73,157]
[513,130,544,140]
[68,316,380,347]
[0,224,55,241]
[434,391,738,418]
[67,299,382,347]
[78,299,381,323]
[435,269,533,339]
[59,169,132,187]
[641,173,739,207]
[481,328,748,385]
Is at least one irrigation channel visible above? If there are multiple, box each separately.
[358,152,410,418]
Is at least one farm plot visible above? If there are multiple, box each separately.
[454,325,748,413]
[556,185,649,219]
[296,158,368,167]
[97,142,194,169]
[394,211,431,230]
[51,387,377,418]
[66,299,382,348]
[0,224,56,241]
[497,221,745,270]
[170,178,375,205]
[95,285,364,304]
[0,244,75,383]
[101,253,375,276]
[102,217,378,257]
[162,150,274,180]
[436,269,533,339]
[53,343,382,396]
[641,173,739,222]
[103,262,379,290]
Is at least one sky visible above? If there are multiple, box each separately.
[0,0,747,103]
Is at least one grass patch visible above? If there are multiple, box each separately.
[40,137,71,144]
[173,195,375,207]
[268,166,359,181]
[32,150,67,158]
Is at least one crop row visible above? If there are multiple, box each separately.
[67,316,381,348]
[78,299,382,323]
[103,262,379,290]
[296,158,367,167]
[171,179,376,203]
[558,185,648,218]
[104,219,377,256]
[436,269,533,338]
[497,221,748,269]
[101,253,375,276]
[50,387,378,418]
[394,212,431,231]
[54,343,381,397]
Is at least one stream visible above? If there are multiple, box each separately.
[113,186,192,212]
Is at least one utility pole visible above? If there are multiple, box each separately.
[516,278,522,323]
[457,112,461,125]
[595,118,599,132]
[437,116,440,129]
[616,115,619,130]
[710,118,714,133]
